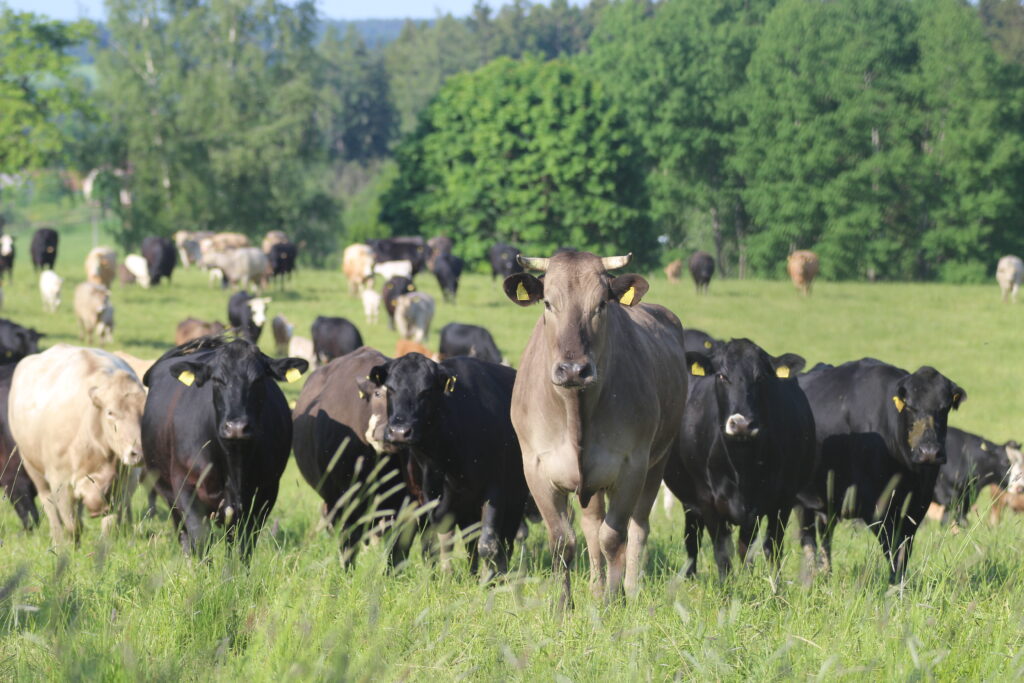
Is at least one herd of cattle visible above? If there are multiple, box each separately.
[0,233,1023,607]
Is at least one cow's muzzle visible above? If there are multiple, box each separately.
[552,361,596,389]
[385,420,415,445]
[724,414,759,440]
[220,419,252,440]
[911,442,943,465]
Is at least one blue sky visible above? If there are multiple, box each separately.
[2,0,476,21]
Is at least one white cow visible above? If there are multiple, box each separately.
[394,291,435,343]
[996,255,1023,303]
[74,282,114,344]
[39,270,63,312]
[124,254,151,288]
[9,345,146,544]
[361,289,381,325]
[202,247,269,291]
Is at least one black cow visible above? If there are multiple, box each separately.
[0,234,15,283]
[0,319,43,363]
[367,237,428,275]
[663,339,815,578]
[0,363,39,529]
[359,353,528,574]
[683,327,721,356]
[268,242,297,286]
[432,252,464,304]
[382,276,415,328]
[141,337,307,556]
[142,236,176,285]
[292,347,414,562]
[488,243,523,280]
[311,316,363,365]
[932,427,1024,526]
[438,323,502,364]
[30,228,58,271]
[689,251,715,295]
[797,359,965,583]
[227,291,270,344]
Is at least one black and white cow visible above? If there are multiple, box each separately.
[930,427,1024,526]
[227,291,271,344]
[142,236,177,286]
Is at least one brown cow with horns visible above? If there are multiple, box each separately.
[504,250,688,606]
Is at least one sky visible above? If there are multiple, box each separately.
[1,0,475,22]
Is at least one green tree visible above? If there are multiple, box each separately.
[383,57,654,265]
[0,8,92,174]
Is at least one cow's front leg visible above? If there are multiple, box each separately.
[523,451,576,610]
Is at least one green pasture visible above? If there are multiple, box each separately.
[1,210,1023,680]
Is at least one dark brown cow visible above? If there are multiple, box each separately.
[504,251,688,605]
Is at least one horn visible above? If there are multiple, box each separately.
[601,253,633,270]
[517,255,550,272]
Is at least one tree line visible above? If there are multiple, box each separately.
[3,0,1024,279]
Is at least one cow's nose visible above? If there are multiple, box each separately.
[552,362,595,388]
[221,420,251,440]
[387,422,412,443]
[724,414,759,439]
[915,443,941,464]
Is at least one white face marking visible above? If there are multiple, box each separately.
[0,235,12,257]
[248,298,268,326]
[1006,446,1024,494]
[365,413,385,454]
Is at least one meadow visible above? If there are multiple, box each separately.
[1,205,1024,680]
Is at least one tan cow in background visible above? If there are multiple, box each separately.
[9,345,146,544]
[343,243,375,295]
[175,317,226,345]
[84,246,117,288]
[74,282,114,345]
[787,250,820,296]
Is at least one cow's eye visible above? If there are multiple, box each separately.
[543,300,552,311]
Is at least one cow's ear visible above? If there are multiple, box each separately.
[168,360,212,387]
[771,353,806,378]
[685,352,714,377]
[503,273,543,306]
[268,357,309,383]
[951,384,966,410]
[355,376,376,401]
[609,274,649,306]
[88,386,104,408]
[436,366,458,395]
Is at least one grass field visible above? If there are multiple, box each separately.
[1,207,1024,680]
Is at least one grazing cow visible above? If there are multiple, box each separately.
[359,353,528,573]
[0,319,43,362]
[426,235,454,270]
[0,234,15,282]
[268,242,297,286]
[689,251,715,295]
[292,347,412,561]
[10,345,146,544]
[797,359,964,583]
[504,250,688,603]
[787,250,819,296]
[664,259,682,284]
[84,246,117,288]
[30,228,58,271]
[0,363,39,529]
[141,337,307,556]
[142,236,176,285]
[228,292,271,344]
[202,247,269,290]
[271,315,294,356]
[374,260,414,282]
[175,318,226,346]
[432,252,464,304]
[382,276,416,328]
[74,282,114,345]
[663,341,814,578]
[124,254,151,288]
[488,243,523,280]
[394,292,435,343]
[438,322,502,364]
[312,316,364,365]
[928,428,1024,526]
[395,339,436,359]
[996,255,1023,303]
[261,230,289,254]
[367,237,428,275]
[361,288,381,325]
[342,243,375,295]
[38,270,63,312]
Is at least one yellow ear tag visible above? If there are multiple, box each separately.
[981,442,988,451]
[406,284,414,291]
[690,362,705,377]
[703,341,713,349]
[358,390,366,399]
[516,281,529,301]
[619,286,635,306]
[893,396,905,413]
[445,375,457,393]
[285,368,302,383]
[776,366,790,379]
[178,370,195,387]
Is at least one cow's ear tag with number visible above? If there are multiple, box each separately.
[892,396,905,413]
[690,362,705,377]
[445,375,457,393]
[776,366,790,379]
[178,370,195,387]
[285,368,302,383]
[620,286,636,306]
[703,340,713,349]
[516,282,529,301]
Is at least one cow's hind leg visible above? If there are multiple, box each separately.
[624,460,666,597]
[580,492,606,597]
[600,462,647,599]
[709,519,734,579]
[683,508,704,577]
[763,510,789,570]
